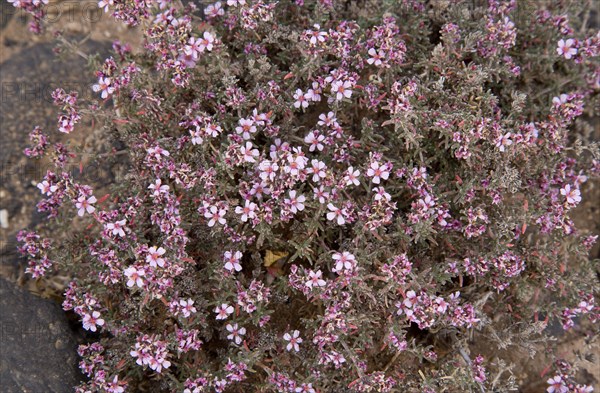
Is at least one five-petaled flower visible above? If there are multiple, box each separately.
[283,330,303,352]
[332,251,356,273]
[75,195,96,216]
[106,219,127,237]
[205,206,227,227]
[305,269,326,288]
[367,161,390,184]
[224,250,243,272]
[92,77,115,99]
[82,310,105,332]
[214,303,234,320]
[557,39,577,60]
[124,266,145,288]
[226,323,246,345]
[331,80,353,101]
[235,200,258,222]
[560,184,581,205]
[146,246,166,268]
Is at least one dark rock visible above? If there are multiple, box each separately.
[0,278,82,392]
[0,40,111,276]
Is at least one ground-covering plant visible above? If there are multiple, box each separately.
[11,0,600,392]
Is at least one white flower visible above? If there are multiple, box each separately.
[106,219,126,237]
[367,47,385,66]
[326,203,345,225]
[98,0,114,13]
[495,132,513,152]
[37,180,57,196]
[293,88,311,109]
[214,303,234,320]
[285,190,306,214]
[557,38,577,60]
[178,299,197,318]
[331,80,353,101]
[305,270,326,288]
[199,31,215,52]
[92,77,115,99]
[204,2,224,18]
[224,250,243,272]
[304,131,325,152]
[283,330,303,352]
[226,323,246,344]
[236,118,257,140]
[204,206,227,227]
[124,266,145,288]
[307,159,327,182]
[259,160,279,181]
[82,311,105,332]
[332,251,356,272]
[75,195,96,216]
[148,179,169,196]
[235,200,258,222]
[146,246,166,268]
[560,184,581,205]
[344,166,360,186]
[366,161,390,184]
[240,142,259,163]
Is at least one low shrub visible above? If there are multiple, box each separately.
[12,0,600,392]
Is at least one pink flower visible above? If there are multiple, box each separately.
[124,266,145,288]
[205,205,227,227]
[305,269,326,288]
[240,142,259,163]
[199,31,215,52]
[344,166,360,186]
[332,251,356,272]
[547,375,568,393]
[293,89,309,109]
[224,250,243,272]
[235,200,258,222]
[226,323,246,344]
[307,159,327,182]
[98,0,114,13]
[560,184,581,205]
[495,132,513,152]
[146,246,166,268]
[236,118,257,140]
[331,80,353,101]
[557,39,577,59]
[106,219,126,237]
[214,303,234,320]
[326,203,345,225]
[82,310,105,332]
[92,77,115,99]
[304,131,325,152]
[37,180,57,195]
[148,179,169,196]
[178,299,197,318]
[366,161,390,184]
[283,330,303,352]
[75,195,96,216]
[367,48,385,66]
[285,190,306,213]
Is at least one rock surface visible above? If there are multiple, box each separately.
[0,277,81,392]
[0,40,110,281]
